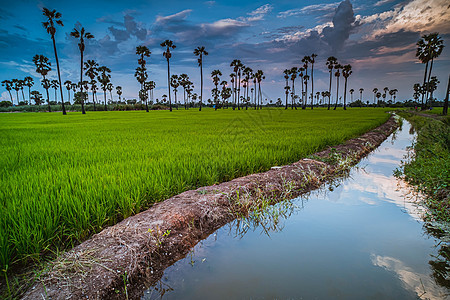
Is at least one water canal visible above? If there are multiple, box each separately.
[142,119,449,300]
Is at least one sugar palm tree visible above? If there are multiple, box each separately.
[230,59,243,109]
[301,55,310,109]
[194,46,208,111]
[135,45,151,111]
[97,66,111,111]
[64,80,72,104]
[41,78,51,111]
[349,89,354,102]
[359,88,364,107]
[342,64,352,110]
[243,67,253,109]
[23,77,34,104]
[290,67,298,110]
[283,69,290,109]
[116,86,122,103]
[333,64,342,110]
[31,90,43,105]
[71,26,94,114]
[11,79,20,105]
[32,54,52,109]
[84,60,99,110]
[161,40,176,112]
[1,80,13,104]
[170,75,180,110]
[107,83,114,104]
[42,7,66,115]
[326,56,338,110]
[309,53,317,109]
[298,67,304,108]
[254,70,265,109]
[51,79,59,103]
[416,33,445,109]
[372,88,378,106]
[211,69,222,110]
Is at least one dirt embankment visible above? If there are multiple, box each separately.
[23,116,398,300]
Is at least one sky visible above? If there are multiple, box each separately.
[0,0,449,104]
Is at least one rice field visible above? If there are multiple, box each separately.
[0,108,390,270]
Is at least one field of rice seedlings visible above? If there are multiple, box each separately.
[0,108,390,270]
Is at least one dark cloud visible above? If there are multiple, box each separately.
[14,25,27,31]
[322,0,356,53]
[107,14,148,42]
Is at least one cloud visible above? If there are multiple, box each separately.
[245,4,273,21]
[374,0,396,6]
[156,9,192,24]
[322,0,356,52]
[278,2,340,18]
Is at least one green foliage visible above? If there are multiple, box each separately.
[0,101,12,108]
[396,112,450,222]
[0,108,390,270]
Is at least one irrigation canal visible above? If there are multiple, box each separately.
[142,119,449,300]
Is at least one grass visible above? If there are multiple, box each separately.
[395,111,450,223]
[0,108,391,272]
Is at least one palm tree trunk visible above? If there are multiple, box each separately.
[443,74,449,116]
[328,70,333,110]
[52,36,66,115]
[311,63,314,109]
[334,78,339,110]
[8,91,13,104]
[199,59,203,111]
[426,57,435,108]
[343,78,348,110]
[92,90,96,111]
[421,61,429,110]
[104,90,107,111]
[80,50,86,114]
[54,88,57,103]
[167,58,172,112]
[28,87,31,105]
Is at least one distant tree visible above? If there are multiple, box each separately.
[230,59,243,109]
[194,46,208,111]
[31,90,43,105]
[342,64,352,110]
[161,40,176,112]
[1,80,14,104]
[71,26,94,114]
[243,67,253,110]
[298,67,304,108]
[310,53,317,109]
[254,70,265,109]
[84,59,99,110]
[290,67,298,110]
[50,79,59,103]
[97,66,111,111]
[334,64,342,110]
[283,69,290,109]
[301,55,310,109]
[11,79,20,105]
[349,88,354,102]
[372,88,378,106]
[359,88,364,107]
[135,45,151,112]
[106,83,114,104]
[42,7,66,115]
[116,86,122,103]
[211,69,222,110]
[326,56,338,110]
[23,77,34,105]
[41,78,51,111]
[32,54,52,109]
[170,75,180,110]
[64,80,72,104]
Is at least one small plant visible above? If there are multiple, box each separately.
[148,226,171,248]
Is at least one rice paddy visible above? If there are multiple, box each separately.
[0,108,390,270]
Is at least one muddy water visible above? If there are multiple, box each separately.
[142,120,449,300]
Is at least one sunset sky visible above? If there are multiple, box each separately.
[1,0,449,103]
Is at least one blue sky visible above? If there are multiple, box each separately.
[1,0,449,103]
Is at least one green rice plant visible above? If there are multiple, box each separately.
[0,108,390,271]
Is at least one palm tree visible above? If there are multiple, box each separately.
[84,60,99,110]
[42,7,66,115]
[24,77,34,105]
[290,67,298,109]
[298,67,304,108]
[97,66,111,111]
[334,64,342,110]
[326,56,338,110]
[211,69,222,110]
[31,91,43,105]
[301,55,310,109]
[170,75,180,110]
[116,86,122,103]
[41,78,51,111]
[372,88,378,106]
[107,83,114,104]
[342,64,352,110]
[71,26,94,114]
[64,80,72,104]
[193,46,208,111]
[376,92,382,105]
[51,79,59,103]
[243,67,253,109]
[11,79,20,105]
[160,40,176,112]
[310,53,317,109]
[230,59,243,109]
[349,89,354,102]
[32,54,52,110]
[1,80,14,104]
[254,70,265,109]
[416,33,445,109]
[359,88,364,107]
[135,45,151,111]
[283,69,290,109]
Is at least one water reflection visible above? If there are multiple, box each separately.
[142,120,450,300]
